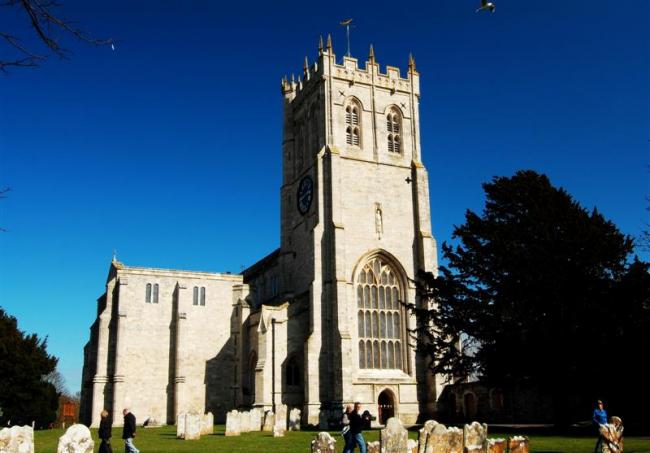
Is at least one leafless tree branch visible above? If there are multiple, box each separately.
[1,0,113,72]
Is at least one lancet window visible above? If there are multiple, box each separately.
[357,256,405,370]
[387,109,402,153]
[345,101,361,147]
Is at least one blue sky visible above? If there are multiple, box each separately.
[0,0,648,394]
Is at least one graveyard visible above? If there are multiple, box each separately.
[19,424,650,453]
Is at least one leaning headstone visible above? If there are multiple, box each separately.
[289,408,301,431]
[380,417,408,453]
[184,411,202,440]
[176,412,186,438]
[464,422,488,452]
[366,441,381,453]
[143,416,161,428]
[487,438,507,453]
[418,420,438,453]
[249,408,263,431]
[262,411,275,432]
[200,412,214,435]
[426,424,463,453]
[508,436,530,453]
[311,432,337,453]
[407,438,418,453]
[56,424,94,453]
[599,417,624,453]
[0,425,34,453]
[225,410,241,436]
[240,411,251,433]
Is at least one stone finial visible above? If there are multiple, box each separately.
[326,33,332,51]
[369,44,375,63]
[409,53,417,72]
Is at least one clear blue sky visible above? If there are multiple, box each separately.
[1,0,648,394]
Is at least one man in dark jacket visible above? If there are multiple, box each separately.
[343,402,367,453]
[122,408,140,453]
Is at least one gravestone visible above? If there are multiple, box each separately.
[508,436,530,453]
[240,411,251,433]
[599,417,623,453]
[0,425,34,453]
[418,420,438,453]
[426,423,463,453]
[56,424,94,453]
[200,412,214,435]
[143,416,160,428]
[273,405,286,438]
[487,438,507,453]
[250,408,263,431]
[407,438,418,453]
[184,411,202,440]
[289,408,301,431]
[262,411,275,432]
[464,422,488,452]
[366,441,381,453]
[311,432,336,453]
[380,417,408,453]
[225,410,241,436]
[176,412,186,438]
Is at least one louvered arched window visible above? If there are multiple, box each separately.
[357,256,406,370]
[345,101,361,147]
[387,109,402,154]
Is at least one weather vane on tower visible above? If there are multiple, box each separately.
[340,18,353,57]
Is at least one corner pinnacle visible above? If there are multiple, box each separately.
[326,33,332,51]
[408,53,417,72]
[369,44,375,62]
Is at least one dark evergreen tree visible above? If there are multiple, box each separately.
[0,307,59,427]
[411,170,650,426]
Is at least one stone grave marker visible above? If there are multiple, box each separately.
[0,425,34,453]
[366,441,380,453]
[311,431,336,453]
[56,424,93,453]
[240,411,251,433]
[200,412,214,435]
[599,417,623,453]
[407,438,418,453]
[487,438,507,453]
[380,417,408,453]
[225,410,241,436]
[184,411,202,440]
[425,423,463,453]
[250,408,263,431]
[464,422,488,452]
[418,420,438,453]
[289,408,301,431]
[508,436,530,453]
[262,411,275,432]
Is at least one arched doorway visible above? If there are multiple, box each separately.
[463,392,477,420]
[378,390,395,425]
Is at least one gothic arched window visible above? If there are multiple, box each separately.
[387,109,402,153]
[357,256,405,370]
[286,356,301,387]
[345,101,361,147]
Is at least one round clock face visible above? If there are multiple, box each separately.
[297,176,314,215]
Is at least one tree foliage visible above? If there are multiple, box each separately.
[412,170,650,424]
[0,307,59,427]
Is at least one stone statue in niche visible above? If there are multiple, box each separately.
[375,203,383,239]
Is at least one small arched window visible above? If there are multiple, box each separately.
[345,102,361,147]
[386,109,402,154]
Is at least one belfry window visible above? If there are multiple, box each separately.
[345,102,361,147]
[357,256,405,370]
[193,286,206,306]
[387,109,402,153]
[145,283,158,303]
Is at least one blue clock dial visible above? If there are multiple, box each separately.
[297,176,313,215]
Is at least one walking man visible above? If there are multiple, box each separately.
[343,402,367,453]
[122,408,140,453]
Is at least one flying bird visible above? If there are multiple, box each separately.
[476,0,496,13]
[111,43,115,51]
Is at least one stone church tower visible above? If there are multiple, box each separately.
[80,36,440,428]
[242,36,439,426]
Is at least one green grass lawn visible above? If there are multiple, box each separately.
[34,425,650,453]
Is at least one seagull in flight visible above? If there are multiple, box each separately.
[476,0,496,13]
